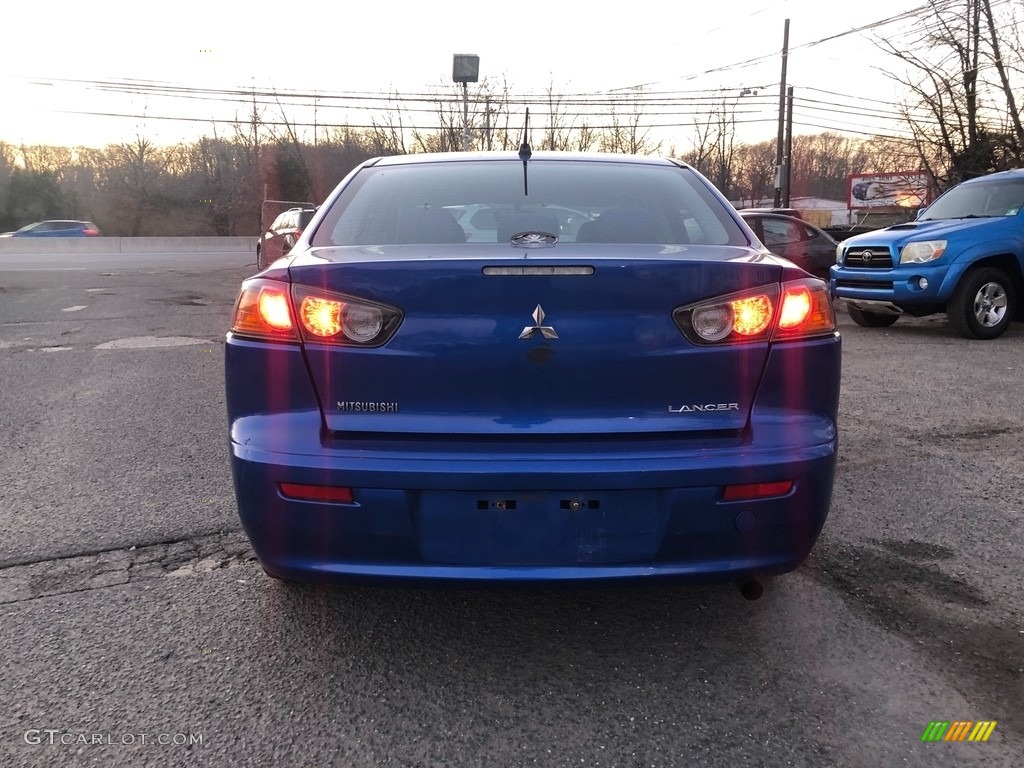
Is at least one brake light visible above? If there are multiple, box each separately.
[292,286,400,346]
[230,279,402,345]
[778,286,811,328]
[300,296,344,337]
[731,295,773,336]
[259,290,294,330]
[230,279,299,341]
[82,228,99,236]
[773,280,836,339]
[674,278,836,345]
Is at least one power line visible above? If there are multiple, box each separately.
[9,0,1021,149]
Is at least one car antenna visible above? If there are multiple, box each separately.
[518,108,531,195]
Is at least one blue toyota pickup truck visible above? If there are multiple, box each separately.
[831,169,1024,339]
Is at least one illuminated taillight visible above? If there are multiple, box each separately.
[292,286,401,346]
[230,279,300,341]
[231,280,402,345]
[674,278,835,344]
[730,295,773,336]
[773,279,836,339]
[300,296,344,337]
[82,228,99,236]
[259,290,294,330]
[778,286,811,328]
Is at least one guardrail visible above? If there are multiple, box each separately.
[0,236,256,254]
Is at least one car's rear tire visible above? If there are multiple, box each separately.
[948,267,1016,340]
[846,304,899,328]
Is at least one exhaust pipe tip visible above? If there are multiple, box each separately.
[738,578,764,601]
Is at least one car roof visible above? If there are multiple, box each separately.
[958,168,1024,184]
[739,207,802,217]
[739,211,804,221]
[367,151,688,169]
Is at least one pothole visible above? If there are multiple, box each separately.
[0,531,255,604]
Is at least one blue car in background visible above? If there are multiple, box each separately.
[832,169,1024,339]
[0,220,101,237]
[225,152,841,597]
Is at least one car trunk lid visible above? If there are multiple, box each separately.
[290,246,780,436]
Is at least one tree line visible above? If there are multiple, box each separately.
[0,119,929,237]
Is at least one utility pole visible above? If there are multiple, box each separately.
[773,19,790,208]
[784,86,794,208]
[484,96,492,151]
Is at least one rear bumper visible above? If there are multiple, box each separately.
[230,419,837,585]
[226,333,840,585]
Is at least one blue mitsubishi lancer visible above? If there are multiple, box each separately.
[225,151,841,597]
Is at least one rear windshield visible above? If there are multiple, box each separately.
[921,177,1024,220]
[311,159,746,248]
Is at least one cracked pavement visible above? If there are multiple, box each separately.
[0,531,255,605]
[1,251,1022,767]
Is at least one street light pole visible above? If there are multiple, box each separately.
[461,81,470,151]
[452,54,480,152]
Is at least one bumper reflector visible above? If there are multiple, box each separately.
[721,481,794,502]
[279,483,354,503]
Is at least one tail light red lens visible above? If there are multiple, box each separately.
[722,480,794,501]
[230,280,299,341]
[259,289,295,331]
[773,280,836,339]
[279,482,354,503]
[675,278,835,345]
[82,228,99,236]
[230,279,401,346]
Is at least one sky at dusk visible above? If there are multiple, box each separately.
[0,0,932,149]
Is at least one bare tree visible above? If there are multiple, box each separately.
[543,81,580,151]
[733,140,777,205]
[681,95,741,196]
[599,88,661,156]
[879,0,1024,185]
[980,0,1024,165]
[367,91,409,156]
[97,135,167,236]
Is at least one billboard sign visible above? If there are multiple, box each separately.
[848,171,932,210]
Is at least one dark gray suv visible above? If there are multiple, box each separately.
[739,211,838,279]
[256,208,316,270]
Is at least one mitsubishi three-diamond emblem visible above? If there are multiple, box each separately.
[519,304,559,340]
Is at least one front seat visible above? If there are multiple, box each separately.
[393,207,466,244]
[576,207,664,243]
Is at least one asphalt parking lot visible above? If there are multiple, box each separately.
[0,252,1021,767]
